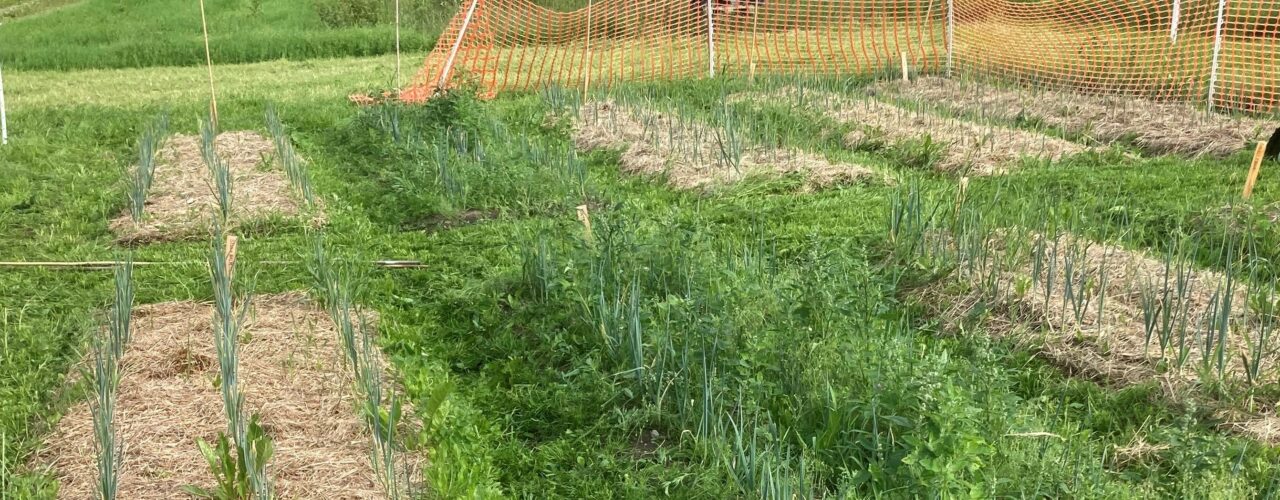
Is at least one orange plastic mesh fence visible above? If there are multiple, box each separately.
[403,0,1279,114]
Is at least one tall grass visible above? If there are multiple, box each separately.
[88,256,133,500]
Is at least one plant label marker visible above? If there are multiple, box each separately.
[901,52,910,82]
[576,204,593,245]
[1243,142,1266,199]
[225,234,239,281]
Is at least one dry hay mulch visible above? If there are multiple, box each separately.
[921,231,1280,442]
[572,100,880,191]
[35,292,422,499]
[109,131,323,244]
[873,77,1276,158]
[734,87,1090,176]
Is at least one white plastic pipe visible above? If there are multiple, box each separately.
[0,62,7,145]
[706,0,716,78]
[437,0,482,90]
[1207,0,1227,110]
[946,0,954,77]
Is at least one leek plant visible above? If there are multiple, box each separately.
[89,256,133,500]
[201,117,234,225]
[264,105,315,207]
[126,113,170,223]
[185,221,273,500]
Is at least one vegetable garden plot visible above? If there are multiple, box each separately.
[734,87,1090,175]
[36,292,420,498]
[913,230,1280,441]
[109,131,323,244]
[572,100,879,190]
[874,77,1276,158]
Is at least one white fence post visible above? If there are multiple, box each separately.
[1170,0,1181,43]
[706,0,716,78]
[1207,0,1227,110]
[437,0,482,90]
[1,62,8,145]
[946,0,954,77]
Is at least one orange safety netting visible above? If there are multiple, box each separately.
[403,0,1279,114]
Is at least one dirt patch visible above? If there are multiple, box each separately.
[406,209,499,232]
[573,101,880,191]
[35,292,421,498]
[109,131,323,244]
[736,87,1090,176]
[920,230,1280,441]
[874,77,1276,158]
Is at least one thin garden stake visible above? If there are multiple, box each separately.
[946,0,955,76]
[395,0,402,90]
[0,62,7,145]
[583,0,593,98]
[198,0,218,123]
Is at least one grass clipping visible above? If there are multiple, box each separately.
[874,77,1275,158]
[36,292,422,498]
[109,131,322,244]
[572,100,878,191]
[736,87,1089,176]
[922,232,1280,442]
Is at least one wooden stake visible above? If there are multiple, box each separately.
[576,204,594,245]
[1243,142,1266,199]
[901,52,910,82]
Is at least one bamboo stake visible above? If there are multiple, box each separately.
[1243,142,1266,199]
[901,52,910,82]
[198,0,218,123]
[0,260,427,270]
[394,0,402,90]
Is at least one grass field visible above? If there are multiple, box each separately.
[4,1,1280,498]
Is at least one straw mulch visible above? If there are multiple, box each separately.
[875,77,1276,158]
[109,132,322,244]
[736,87,1090,176]
[922,231,1280,442]
[572,101,880,191]
[36,292,421,498]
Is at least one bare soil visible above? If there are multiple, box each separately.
[36,292,421,499]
